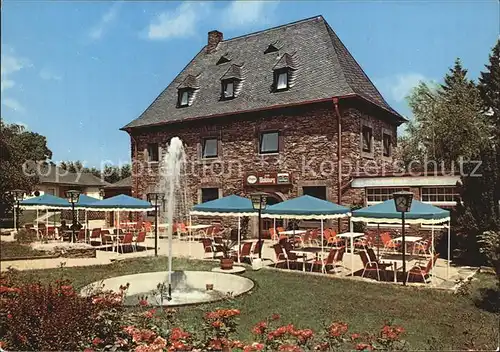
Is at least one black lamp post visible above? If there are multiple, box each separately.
[147,192,164,257]
[393,191,414,285]
[66,190,81,243]
[9,189,25,232]
[250,192,267,258]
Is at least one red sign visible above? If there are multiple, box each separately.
[245,172,291,186]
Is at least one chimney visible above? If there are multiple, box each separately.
[207,30,223,54]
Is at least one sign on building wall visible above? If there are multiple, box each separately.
[245,172,292,186]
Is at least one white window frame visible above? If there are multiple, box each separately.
[366,187,410,205]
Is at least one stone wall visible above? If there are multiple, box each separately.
[129,100,401,234]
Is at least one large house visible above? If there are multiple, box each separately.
[122,16,458,224]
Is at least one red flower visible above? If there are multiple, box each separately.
[271,313,281,320]
[83,349,94,352]
[144,309,156,319]
[7,313,12,319]
[209,338,223,350]
[278,344,302,352]
[232,340,245,348]
[243,342,265,352]
[211,320,224,328]
[252,321,267,335]
[314,342,329,351]
[138,299,149,307]
[355,343,374,351]
[351,333,361,340]
[92,337,103,346]
[328,322,348,337]
[170,327,190,341]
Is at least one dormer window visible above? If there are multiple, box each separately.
[177,88,191,107]
[222,79,235,100]
[274,68,289,91]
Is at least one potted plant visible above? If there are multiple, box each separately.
[218,230,237,270]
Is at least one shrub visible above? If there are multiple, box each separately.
[14,229,38,244]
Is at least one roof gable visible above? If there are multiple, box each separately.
[124,16,401,129]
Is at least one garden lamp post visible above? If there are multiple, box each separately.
[393,191,413,285]
[66,190,81,243]
[147,192,164,257]
[9,189,25,232]
[251,192,267,258]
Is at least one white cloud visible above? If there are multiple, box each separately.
[88,1,122,40]
[2,98,26,113]
[376,73,428,102]
[222,0,279,28]
[146,2,209,40]
[39,68,62,81]
[1,47,30,113]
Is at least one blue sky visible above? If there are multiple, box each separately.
[1,0,498,168]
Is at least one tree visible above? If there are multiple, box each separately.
[120,164,131,180]
[454,145,500,266]
[478,39,500,146]
[0,122,52,219]
[401,59,490,168]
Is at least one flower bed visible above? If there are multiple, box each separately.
[0,272,421,352]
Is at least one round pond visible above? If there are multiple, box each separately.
[80,270,254,307]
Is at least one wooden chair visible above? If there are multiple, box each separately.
[201,238,215,259]
[90,228,101,245]
[249,240,264,263]
[76,229,86,243]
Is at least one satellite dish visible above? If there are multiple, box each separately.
[34,191,40,197]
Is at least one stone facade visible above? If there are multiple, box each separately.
[129,100,399,226]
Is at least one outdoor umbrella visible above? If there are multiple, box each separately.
[262,195,351,270]
[191,195,258,262]
[352,199,451,281]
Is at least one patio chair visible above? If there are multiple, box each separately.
[201,238,215,259]
[380,232,400,254]
[366,247,393,271]
[407,254,439,283]
[213,236,223,244]
[249,240,264,263]
[269,228,279,241]
[412,239,431,256]
[90,228,101,245]
[233,242,253,263]
[325,229,343,247]
[47,226,56,240]
[119,233,134,253]
[134,231,147,252]
[359,250,387,281]
[144,221,152,234]
[101,234,113,247]
[76,229,86,243]
[272,243,289,269]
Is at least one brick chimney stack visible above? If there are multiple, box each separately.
[207,30,223,54]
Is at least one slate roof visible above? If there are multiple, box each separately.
[26,162,109,187]
[104,176,132,189]
[123,15,402,129]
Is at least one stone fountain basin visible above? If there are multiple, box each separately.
[80,271,254,307]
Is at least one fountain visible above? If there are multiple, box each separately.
[81,137,253,306]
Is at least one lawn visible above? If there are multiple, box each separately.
[4,256,497,350]
[0,241,50,260]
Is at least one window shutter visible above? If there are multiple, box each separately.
[197,142,202,159]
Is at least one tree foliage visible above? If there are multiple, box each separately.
[57,161,131,184]
[401,59,490,168]
[478,39,500,146]
[0,122,52,218]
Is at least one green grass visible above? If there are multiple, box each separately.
[0,241,49,259]
[4,257,498,350]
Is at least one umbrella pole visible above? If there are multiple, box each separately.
[46,209,48,239]
[36,209,39,240]
[85,210,88,243]
[273,218,276,242]
[321,219,324,271]
[431,223,435,286]
[377,224,380,258]
[117,211,120,253]
[350,218,354,276]
[237,216,241,263]
[447,221,451,279]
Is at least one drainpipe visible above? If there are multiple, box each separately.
[130,132,139,221]
[333,98,342,233]
[332,98,342,205]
